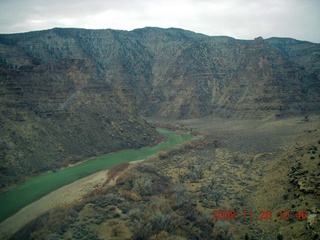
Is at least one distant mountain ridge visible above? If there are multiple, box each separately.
[2,27,319,118]
[0,27,319,188]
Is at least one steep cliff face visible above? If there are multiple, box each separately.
[1,27,319,119]
[141,34,319,118]
[0,55,160,189]
[0,27,319,187]
[158,36,319,118]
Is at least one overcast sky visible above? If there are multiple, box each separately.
[0,0,319,43]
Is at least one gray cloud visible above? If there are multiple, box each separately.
[0,0,319,42]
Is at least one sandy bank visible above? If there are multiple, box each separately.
[0,169,110,239]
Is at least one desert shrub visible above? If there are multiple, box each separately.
[95,193,120,207]
[277,234,284,240]
[115,169,140,190]
[72,224,99,239]
[208,177,217,190]
[203,185,224,206]
[132,176,154,196]
[136,162,158,174]
[283,193,289,200]
[74,203,85,212]
[177,212,213,240]
[157,150,169,160]
[186,157,209,182]
[189,164,205,182]
[123,190,140,201]
[212,190,224,206]
[177,171,189,183]
[126,196,180,239]
[232,154,245,164]
[212,221,230,239]
[166,146,180,156]
[109,220,129,237]
[151,211,178,233]
[170,184,189,208]
[127,207,153,239]
[131,164,171,196]
[173,156,184,169]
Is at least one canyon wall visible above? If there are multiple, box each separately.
[0,27,319,188]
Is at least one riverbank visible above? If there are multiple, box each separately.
[0,128,193,223]
[0,157,148,239]
[0,129,193,238]
[0,169,108,239]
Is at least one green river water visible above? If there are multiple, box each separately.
[0,128,193,222]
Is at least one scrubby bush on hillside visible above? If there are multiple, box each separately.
[127,197,179,239]
[186,157,213,182]
[131,163,171,196]
[109,220,129,237]
[170,183,189,209]
[231,154,246,164]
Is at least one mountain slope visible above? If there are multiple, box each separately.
[1,27,319,118]
[0,55,160,189]
[0,27,319,188]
